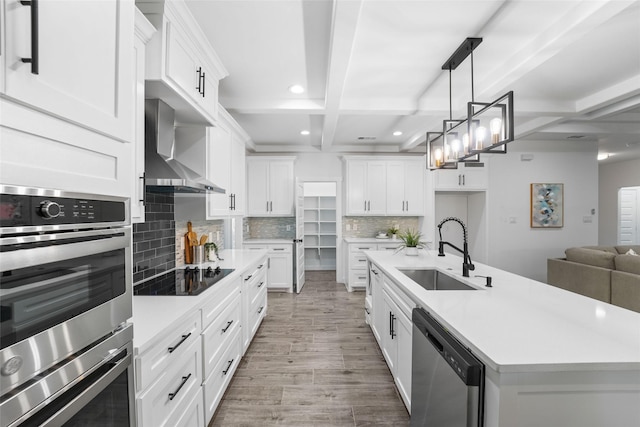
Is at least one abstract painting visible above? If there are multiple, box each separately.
[531,183,564,228]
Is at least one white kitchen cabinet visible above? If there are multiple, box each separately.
[2,0,135,142]
[0,0,135,197]
[386,159,425,215]
[246,157,295,217]
[131,11,156,223]
[137,0,227,125]
[434,164,488,190]
[346,241,400,291]
[345,160,387,215]
[206,107,248,217]
[244,243,293,292]
[381,278,413,411]
[369,262,385,344]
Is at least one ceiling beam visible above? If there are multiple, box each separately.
[321,0,364,150]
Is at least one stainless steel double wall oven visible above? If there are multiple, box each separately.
[0,186,135,427]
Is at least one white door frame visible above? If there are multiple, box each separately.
[296,177,344,282]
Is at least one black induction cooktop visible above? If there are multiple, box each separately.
[134,266,235,296]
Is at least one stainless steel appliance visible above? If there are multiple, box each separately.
[0,185,135,427]
[410,307,484,427]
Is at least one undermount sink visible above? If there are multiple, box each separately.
[398,269,478,291]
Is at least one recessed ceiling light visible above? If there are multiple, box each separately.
[393,131,403,136]
[300,130,310,136]
[597,153,611,161]
[288,84,305,94]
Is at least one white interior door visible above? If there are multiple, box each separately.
[295,181,306,292]
[618,187,640,245]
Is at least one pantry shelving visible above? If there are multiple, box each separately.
[303,196,336,270]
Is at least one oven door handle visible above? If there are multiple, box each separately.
[1,228,130,271]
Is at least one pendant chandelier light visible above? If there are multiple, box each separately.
[427,37,514,170]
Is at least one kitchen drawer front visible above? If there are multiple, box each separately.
[202,293,241,379]
[249,268,268,307]
[166,387,205,427]
[201,277,240,330]
[248,287,268,340]
[268,244,292,254]
[384,277,416,319]
[203,328,242,422]
[377,243,401,252]
[349,270,369,288]
[136,335,202,427]
[349,252,370,270]
[135,310,201,391]
[244,245,267,252]
[350,244,376,253]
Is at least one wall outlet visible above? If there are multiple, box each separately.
[353,224,358,231]
[583,216,593,223]
[346,224,351,231]
[286,225,291,231]
[216,231,220,240]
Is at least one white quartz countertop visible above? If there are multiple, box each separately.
[365,249,640,373]
[132,249,267,354]
[344,237,402,243]
[244,238,293,244]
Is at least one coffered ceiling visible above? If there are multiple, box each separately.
[185,0,640,163]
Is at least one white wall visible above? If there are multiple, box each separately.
[486,140,599,282]
[598,158,640,245]
[294,152,343,180]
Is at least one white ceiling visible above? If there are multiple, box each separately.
[185,0,640,163]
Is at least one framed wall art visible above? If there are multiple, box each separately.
[530,183,564,228]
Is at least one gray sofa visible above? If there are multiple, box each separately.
[547,245,640,313]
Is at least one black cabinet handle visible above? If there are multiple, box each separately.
[258,306,264,314]
[390,312,396,339]
[139,172,146,205]
[258,281,264,288]
[222,320,233,333]
[257,264,264,269]
[365,307,370,314]
[201,71,206,97]
[244,274,252,281]
[167,333,191,353]
[168,373,191,400]
[222,359,234,375]
[20,0,39,74]
[196,67,202,93]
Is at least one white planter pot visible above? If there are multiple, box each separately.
[405,247,418,256]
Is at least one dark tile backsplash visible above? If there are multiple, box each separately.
[133,191,176,284]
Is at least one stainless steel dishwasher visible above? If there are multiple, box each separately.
[410,308,484,427]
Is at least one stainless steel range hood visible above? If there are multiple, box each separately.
[144,99,225,194]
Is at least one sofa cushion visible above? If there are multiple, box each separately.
[611,270,640,313]
[565,247,616,269]
[615,254,640,275]
[614,245,640,255]
[583,245,618,254]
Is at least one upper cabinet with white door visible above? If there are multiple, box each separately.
[206,107,248,217]
[345,160,387,215]
[386,159,425,215]
[137,0,228,125]
[433,163,488,191]
[246,157,295,217]
[0,0,135,197]
[344,156,424,216]
[2,0,135,142]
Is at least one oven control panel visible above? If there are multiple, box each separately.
[1,191,126,229]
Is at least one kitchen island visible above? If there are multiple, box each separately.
[365,249,640,427]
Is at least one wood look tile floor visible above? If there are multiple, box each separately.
[209,271,410,427]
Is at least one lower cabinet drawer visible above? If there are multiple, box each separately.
[135,310,201,391]
[203,328,242,423]
[202,293,242,379]
[166,387,205,427]
[248,287,268,340]
[249,269,268,307]
[349,252,369,269]
[349,269,368,288]
[136,336,202,427]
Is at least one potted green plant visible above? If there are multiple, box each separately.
[387,226,399,240]
[397,229,425,256]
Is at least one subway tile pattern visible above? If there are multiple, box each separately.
[342,216,420,238]
[133,191,176,284]
[244,217,296,240]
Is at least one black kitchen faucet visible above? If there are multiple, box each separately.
[437,217,475,277]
